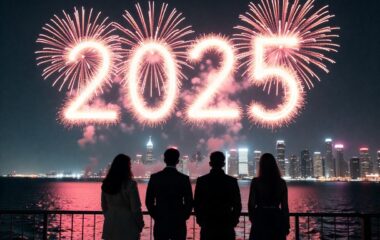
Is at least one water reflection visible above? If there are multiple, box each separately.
[1,178,380,239]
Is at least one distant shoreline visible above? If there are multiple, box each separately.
[1,176,379,183]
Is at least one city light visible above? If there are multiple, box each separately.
[334,144,344,149]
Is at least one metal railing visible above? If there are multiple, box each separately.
[0,210,379,240]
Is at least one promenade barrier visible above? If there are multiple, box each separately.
[0,210,379,239]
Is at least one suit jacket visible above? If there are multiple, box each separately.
[194,169,242,229]
[145,167,193,224]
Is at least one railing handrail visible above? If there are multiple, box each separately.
[1,209,380,217]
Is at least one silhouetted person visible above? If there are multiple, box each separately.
[101,154,144,240]
[248,153,290,240]
[194,151,242,240]
[145,148,193,240]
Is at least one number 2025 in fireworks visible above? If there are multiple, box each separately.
[35,1,339,128]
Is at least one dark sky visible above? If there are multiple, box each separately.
[0,0,379,173]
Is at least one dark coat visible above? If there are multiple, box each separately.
[145,167,193,240]
[194,169,242,231]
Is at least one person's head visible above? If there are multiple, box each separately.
[164,148,180,166]
[101,154,133,195]
[258,153,281,180]
[209,151,225,169]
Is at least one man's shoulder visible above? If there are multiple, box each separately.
[224,174,239,183]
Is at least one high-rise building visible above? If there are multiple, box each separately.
[227,149,238,177]
[300,149,312,178]
[191,151,202,162]
[145,136,154,164]
[254,150,262,176]
[179,155,189,175]
[135,154,143,164]
[359,147,371,178]
[377,151,380,175]
[276,140,286,176]
[350,157,360,179]
[334,144,348,177]
[313,152,323,178]
[289,154,300,179]
[324,138,335,178]
[285,158,290,177]
[238,148,249,177]
[248,151,255,177]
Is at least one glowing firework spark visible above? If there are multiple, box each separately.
[62,41,119,124]
[248,36,304,128]
[187,35,241,123]
[234,0,339,91]
[126,41,178,126]
[114,1,193,97]
[36,7,121,93]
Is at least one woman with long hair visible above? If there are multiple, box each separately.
[248,153,290,240]
[101,154,144,240]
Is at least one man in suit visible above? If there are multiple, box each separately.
[194,151,242,240]
[146,148,193,240]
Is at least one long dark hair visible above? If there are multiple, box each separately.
[102,154,133,195]
[258,153,282,182]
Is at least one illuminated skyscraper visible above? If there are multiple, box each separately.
[289,154,300,179]
[145,136,154,164]
[350,157,360,179]
[248,151,255,177]
[227,149,238,177]
[377,151,380,175]
[276,140,286,176]
[324,138,335,178]
[191,151,202,162]
[334,144,348,177]
[313,152,323,178]
[179,155,189,175]
[359,147,371,178]
[238,148,249,177]
[254,150,262,176]
[300,149,312,178]
[135,154,142,164]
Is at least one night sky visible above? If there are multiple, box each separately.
[0,0,379,174]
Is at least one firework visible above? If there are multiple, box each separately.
[114,1,193,97]
[248,36,305,128]
[187,35,241,123]
[234,0,339,91]
[62,41,119,124]
[126,41,178,126]
[115,2,193,125]
[36,7,121,124]
[36,7,121,93]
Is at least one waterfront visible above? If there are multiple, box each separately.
[1,178,380,212]
[1,178,380,239]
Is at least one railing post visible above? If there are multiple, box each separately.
[42,212,48,240]
[295,215,300,240]
[361,215,371,240]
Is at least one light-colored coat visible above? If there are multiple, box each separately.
[102,180,144,240]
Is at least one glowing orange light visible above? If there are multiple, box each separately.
[248,36,304,128]
[187,35,241,122]
[63,41,119,124]
[126,41,178,126]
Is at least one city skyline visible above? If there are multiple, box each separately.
[4,135,380,178]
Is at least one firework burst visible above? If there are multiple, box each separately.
[36,7,121,93]
[114,1,194,97]
[234,0,339,91]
